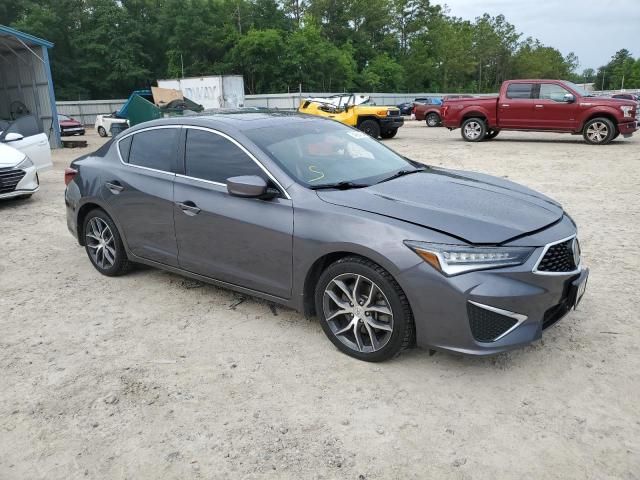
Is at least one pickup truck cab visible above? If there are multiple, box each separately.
[441,80,638,145]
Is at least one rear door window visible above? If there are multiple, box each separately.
[128,128,180,172]
[185,128,264,184]
[118,135,133,162]
[506,83,534,99]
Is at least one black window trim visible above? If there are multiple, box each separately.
[178,125,291,200]
[116,125,181,176]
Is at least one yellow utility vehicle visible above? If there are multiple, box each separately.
[298,94,404,139]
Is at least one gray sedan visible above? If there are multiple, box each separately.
[64,112,588,361]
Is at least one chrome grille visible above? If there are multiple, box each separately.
[0,168,26,194]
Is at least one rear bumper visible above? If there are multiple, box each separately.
[380,117,404,131]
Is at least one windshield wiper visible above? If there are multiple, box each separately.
[308,181,369,190]
[376,167,426,185]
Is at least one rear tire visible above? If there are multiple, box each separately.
[461,117,487,142]
[583,117,615,145]
[97,126,107,137]
[82,209,132,276]
[358,119,381,138]
[380,128,398,139]
[426,112,440,127]
[314,256,415,362]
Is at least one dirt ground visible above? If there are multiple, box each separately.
[1,122,639,479]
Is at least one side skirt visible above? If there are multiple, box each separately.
[127,251,298,310]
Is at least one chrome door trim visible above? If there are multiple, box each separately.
[115,125,180,177]
[183,125,292,200]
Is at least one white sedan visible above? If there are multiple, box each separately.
[0,117,52,200]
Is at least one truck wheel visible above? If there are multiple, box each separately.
[359,120,381,138]
[461,118,486,142]
[485,129,500,140]
[97,126,107,137]
[426,113,441,127]
[380,128,398,139]
[583,117,615,145]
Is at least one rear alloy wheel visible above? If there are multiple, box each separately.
[485,129,500,140]
[83,209,132,276]
[97,126,107,137]
[426,112,441,127]
[380,128,398,139]
[583,117,615,145]
[315,256,414,362]
[358,119,381,138]
[461,117,487,142]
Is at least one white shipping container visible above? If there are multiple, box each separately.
[157,75,245,110]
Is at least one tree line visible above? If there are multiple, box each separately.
[2,0,638,100]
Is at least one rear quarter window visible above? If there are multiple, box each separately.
[118,136,132,162]
[506,83,534,99]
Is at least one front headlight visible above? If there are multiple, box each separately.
[404,241,535,276]
[16,156,34,170]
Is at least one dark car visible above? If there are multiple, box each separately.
[611,93,640,102]
[396,102,414,115]
[58,114,85,136]
[65,112,588,362]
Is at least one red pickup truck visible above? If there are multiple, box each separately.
[441,80,638,145]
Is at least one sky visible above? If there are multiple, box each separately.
[432,0,640,71]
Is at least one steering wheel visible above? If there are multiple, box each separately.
[10,101,30,120]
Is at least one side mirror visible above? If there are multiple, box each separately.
[227,175,274,199]
[3,132,24,142]
[563,93,575,103]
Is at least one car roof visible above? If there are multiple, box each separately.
[126,110,328,134]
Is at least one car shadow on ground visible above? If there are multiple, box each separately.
[452,137,632,145]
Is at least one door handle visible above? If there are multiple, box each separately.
[535,105,544,108]
[501,104,510,108]
[105,181,124,194]
[175,201,201,216]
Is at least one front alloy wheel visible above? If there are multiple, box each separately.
[583,117,615,145]
[315,256,414,362]
[323,273,394,353]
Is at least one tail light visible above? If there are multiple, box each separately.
[64,167,77,186]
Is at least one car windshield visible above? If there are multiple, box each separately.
[244,121,420,188]
[562,81,594,97]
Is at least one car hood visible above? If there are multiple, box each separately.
[316,168,564,244]
[0,142,25,167]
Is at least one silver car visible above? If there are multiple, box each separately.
[64,112,588,361]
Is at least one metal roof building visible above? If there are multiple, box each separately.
[0,25,60,147]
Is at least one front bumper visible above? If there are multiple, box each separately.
[380,116,404,131]
[397,222,588,356]
[61,126,85,136]
[0,167,39,199]
[618,120,638,137]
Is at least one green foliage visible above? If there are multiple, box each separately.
[6,0,636,99]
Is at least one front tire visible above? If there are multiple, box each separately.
[380,128,398,139]
[97,126,108,137]
[358,119,381,138]
[426,112,441,127]
[83,209,132,276]
[461,117,487,142]
[314,256,414,362]
[583,117,615,145]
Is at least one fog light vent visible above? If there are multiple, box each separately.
[467,302,519,342]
